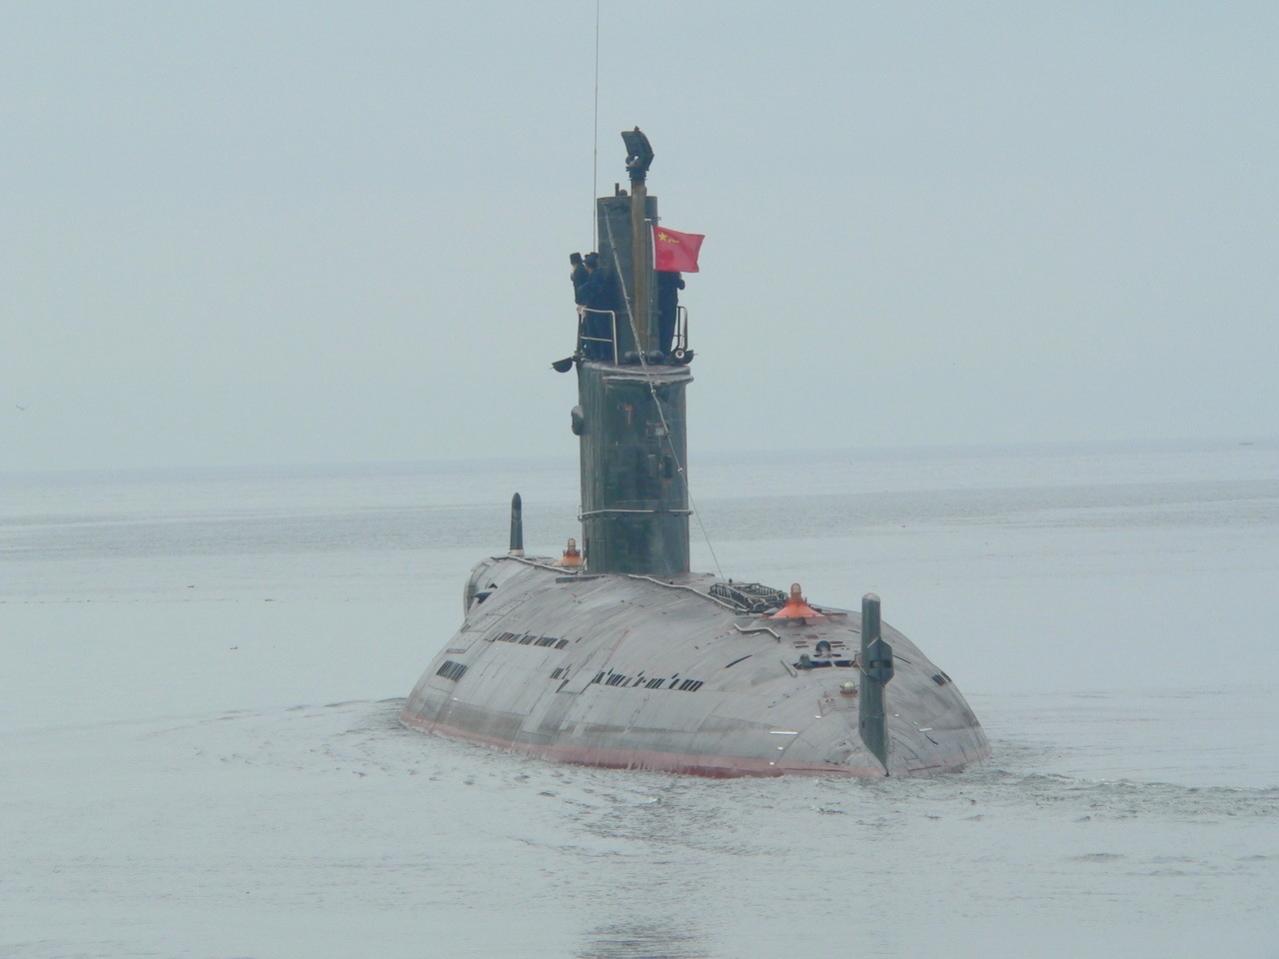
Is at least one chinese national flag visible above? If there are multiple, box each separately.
[652,225,704,273]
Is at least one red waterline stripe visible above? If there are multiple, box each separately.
[400,711,896,779]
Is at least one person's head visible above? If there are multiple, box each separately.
[570,252,582,266]
[584,252,600,270]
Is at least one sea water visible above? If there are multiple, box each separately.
[2,441,1277,957]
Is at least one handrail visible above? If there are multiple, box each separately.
[674,304,689,355]
[735,623,782,642]
[578,507,693,518]
[576,305,691,365]
[577,307,619,364]
[625,574,743,612]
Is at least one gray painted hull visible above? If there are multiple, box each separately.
[401,557,989,777]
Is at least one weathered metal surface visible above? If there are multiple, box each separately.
[576,363,690,576]
[401,128,989,777]
[402,558,990,777]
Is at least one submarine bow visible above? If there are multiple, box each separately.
[400,129,990,777]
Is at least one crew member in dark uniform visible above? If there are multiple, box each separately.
[570,252,589,306]
[656,271,685,359]
[580,252,616,360]
[570,252,590,355]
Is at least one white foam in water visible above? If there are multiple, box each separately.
[2,441,1277,957]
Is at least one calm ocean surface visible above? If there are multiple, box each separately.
[3,441,1277,957]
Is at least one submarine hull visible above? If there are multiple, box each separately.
[401,557,989,778]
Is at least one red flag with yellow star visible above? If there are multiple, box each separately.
[652,225,704,273]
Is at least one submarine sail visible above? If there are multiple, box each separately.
[400,130,989,777]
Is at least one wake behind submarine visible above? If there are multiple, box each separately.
[401,130,989,777]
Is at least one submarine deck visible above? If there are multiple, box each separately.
[401,556,990,778]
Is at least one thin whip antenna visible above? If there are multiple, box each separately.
[592,0,600,248]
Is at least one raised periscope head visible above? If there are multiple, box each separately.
[621,127,655,183]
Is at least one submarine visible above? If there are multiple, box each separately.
[401,130,989,777]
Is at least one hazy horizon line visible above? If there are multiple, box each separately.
[3,432,1274,482]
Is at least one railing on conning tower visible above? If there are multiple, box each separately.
[575,305,690,365]
[576,307,618,364]
[674,305,689,356]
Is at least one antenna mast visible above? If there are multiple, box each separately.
[592,0,600,248]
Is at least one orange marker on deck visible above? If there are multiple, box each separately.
[769,582,825,621]
[560,537,583,568]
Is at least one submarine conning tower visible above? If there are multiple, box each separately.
[573,129,691,576]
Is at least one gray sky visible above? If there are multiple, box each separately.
[3,1,1276,472]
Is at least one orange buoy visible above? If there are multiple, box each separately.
[769,582,824,620]
[560,537,583,568]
